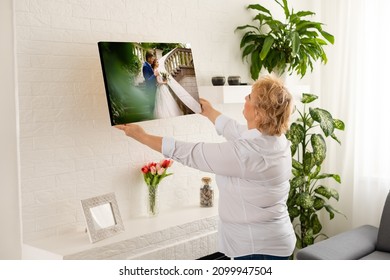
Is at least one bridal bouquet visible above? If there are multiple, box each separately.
[160,71,169,82]
[141,159,174,216]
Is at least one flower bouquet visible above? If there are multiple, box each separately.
[141,158,173,216]
[160,71,169,82]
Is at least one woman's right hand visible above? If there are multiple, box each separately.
[199,98,221,124]
[115,123,146,139]
[115,123,163,152]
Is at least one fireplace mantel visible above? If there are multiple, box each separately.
[23,204,218,260]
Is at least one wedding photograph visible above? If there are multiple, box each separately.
[98,41,201,125]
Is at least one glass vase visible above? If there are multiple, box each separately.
[147,184,159,217]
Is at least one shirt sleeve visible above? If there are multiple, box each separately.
[162,136,246,178]
[215,115,247,141]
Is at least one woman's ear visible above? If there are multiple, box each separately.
[254,109,262,122]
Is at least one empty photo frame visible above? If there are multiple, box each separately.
[97,41,201,125]
[81,192,125,243]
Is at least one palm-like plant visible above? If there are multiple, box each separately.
[236,0,334,80]
[286,93,345,249]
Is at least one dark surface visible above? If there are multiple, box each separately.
[197,252,230,260]
[227,76,241,85]
[211,76,226,86]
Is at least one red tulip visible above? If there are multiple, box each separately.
[141,166,149,174]
[161,159,173,168]
[141,159,174,187]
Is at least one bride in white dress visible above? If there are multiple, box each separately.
[152,59,183,119]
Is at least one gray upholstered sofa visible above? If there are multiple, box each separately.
[296,191,390,260]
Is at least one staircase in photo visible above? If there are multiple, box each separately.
[134,44,201,116]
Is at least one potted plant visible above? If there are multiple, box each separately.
[286,93,345,249]
[235,0,334,80]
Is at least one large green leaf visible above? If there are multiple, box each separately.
[290,143,297,157]
[296,20,323,32]
[292,158,303,170]
[315,38,328,46]
[288,206,300,219]
[242,44,257,60]
[254,14,273,25]
[303,152,315,175]
[301,93,318,104]
[236,24,258,32]
[315,173,341,184]
[333,119,345,130]
[288,187,296,203]
[310,165,321,179]
[331,133,341,145]
[302,228,314,246]
[295,235,303,249]
[250,50,261,80]
[313,197,325,210]
[244,33,267,47]
[324,204,337,220]
[296,193,314,209]
[260,35,275,60]
[311,214,322,234]
[315,186,339,201]
[290,176,305,189]
[291,31,300,57]
[320,30,335,44]
[302,30,321,38]
[240,32,262,48]
[292,168,301,177]
[247,4,271,16]
[311,134,326,165]
[280,0,290,19]
[295,11,316,18]
[306,115,314,128]
[309,108,334,137]
[266,19,284,33]
[286,123,305,145]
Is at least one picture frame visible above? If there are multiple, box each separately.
[80,192,125,243]
[97,41,201,125]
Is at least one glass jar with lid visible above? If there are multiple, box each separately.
[200,177,214,207]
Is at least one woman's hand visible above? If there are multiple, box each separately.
[115,123,163,153]
[115,123,145,139]
[199,98,221,124]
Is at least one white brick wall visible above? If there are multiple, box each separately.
[15,0,255,242]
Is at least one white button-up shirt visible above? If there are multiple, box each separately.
[162,115,296,257]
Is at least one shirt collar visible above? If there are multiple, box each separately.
[241,128,262,139]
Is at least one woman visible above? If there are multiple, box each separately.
[152,59,183,119]
[116,75,296,260]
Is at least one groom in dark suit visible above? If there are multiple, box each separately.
[142,50,157,115]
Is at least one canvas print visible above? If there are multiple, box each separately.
[98,41,201,125]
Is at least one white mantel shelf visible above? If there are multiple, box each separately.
[199,85,251,104]
[198,84,311,105]
[23,204,219,260]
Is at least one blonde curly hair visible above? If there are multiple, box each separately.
[252,75,293,136]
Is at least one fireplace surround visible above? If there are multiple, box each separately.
[23,204,218,260]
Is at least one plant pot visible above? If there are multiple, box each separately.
[211,76,225,86]
[228,76,241,85]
